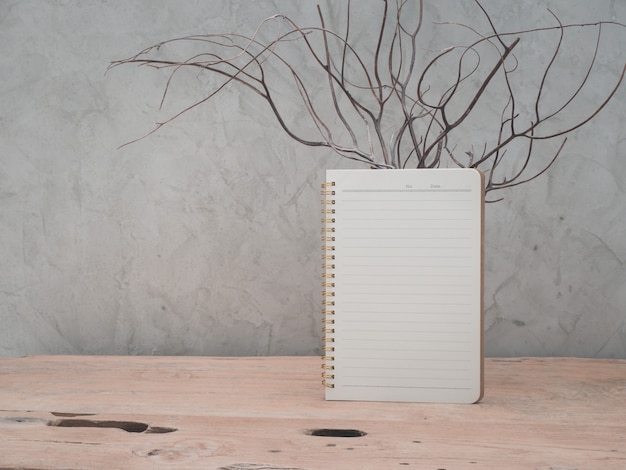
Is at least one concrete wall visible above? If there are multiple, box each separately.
[1,0,624,358]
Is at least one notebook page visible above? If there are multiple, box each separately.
[325,169,484,403]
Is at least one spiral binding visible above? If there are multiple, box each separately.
[321,181,336,388]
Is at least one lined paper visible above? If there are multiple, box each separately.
[325,169,483,403]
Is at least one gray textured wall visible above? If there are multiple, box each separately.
[1,0,624,358]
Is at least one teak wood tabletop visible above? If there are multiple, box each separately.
[0,355,624,469]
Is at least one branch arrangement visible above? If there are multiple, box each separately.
[110,0,625,200]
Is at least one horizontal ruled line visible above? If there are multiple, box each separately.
[344,264,471,268]
[344,237,471,240]
[343,207,472,214]
[343,303,472,307]
[343,293,471,298]
[345,339,471,344]
[343,211,471,214]
[343,302,471,304]
[344,276,472,279]
[344,218,473,221]
[344,227,470,230]
[346,365,470,370]
[346,330,471,334]
[343,322,472,326]
[343,189,472,193]
[343,385,472,390]
[341,247,471,251]
[342,274,471,277]
[342,283,471,287]
[344,255,471,258]
[347,346,470,351]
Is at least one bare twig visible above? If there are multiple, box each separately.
[109,0,625,198]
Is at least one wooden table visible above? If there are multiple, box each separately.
[0,356,624,469]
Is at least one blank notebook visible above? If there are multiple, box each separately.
[321,169,484,403]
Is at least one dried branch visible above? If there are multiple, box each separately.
[109,0,626,198]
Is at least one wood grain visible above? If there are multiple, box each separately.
[0,356,624,469]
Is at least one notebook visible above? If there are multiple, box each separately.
[321,168,484,403]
